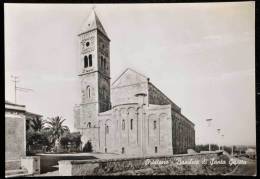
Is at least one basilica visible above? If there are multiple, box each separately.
[74,9,195,156]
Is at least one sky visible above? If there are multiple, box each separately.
[5,2,255,146]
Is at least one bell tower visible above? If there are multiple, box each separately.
[74,8,111,148]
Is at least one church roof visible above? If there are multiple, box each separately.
[79,8,108,37]
[112,68,149,87]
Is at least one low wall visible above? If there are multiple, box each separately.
[59,151,235,176]
[5,160,21,170]
[38,154,97,173]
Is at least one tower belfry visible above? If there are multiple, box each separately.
[74,8,111,150]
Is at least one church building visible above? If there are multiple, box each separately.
[74,9,195,156]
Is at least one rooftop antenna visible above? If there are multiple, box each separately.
[11,75,33,104]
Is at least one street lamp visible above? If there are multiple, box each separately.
[221,134,224,151]
[206,119,213,151]
[217,129,221,150]
[135,92,147,157]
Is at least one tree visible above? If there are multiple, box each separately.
[195,144,219,153]
[26,117,49,154]
[30,117,46,132]
[26,130,51,154]
[45,116,70,145]
[26,117,46,132]
[59,132,82,151]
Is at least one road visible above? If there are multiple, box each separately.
[225,157,256,176]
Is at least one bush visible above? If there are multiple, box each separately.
[26,130,50,147]
[83,140,93,152]
[195,144,219,153]
[59,132,82,150]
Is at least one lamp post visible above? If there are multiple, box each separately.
[217,129,221,151]
[135,92,147,157]
[206,119,213,151]
[221,134,224,151]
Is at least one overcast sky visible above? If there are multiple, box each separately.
[5,2,255,146]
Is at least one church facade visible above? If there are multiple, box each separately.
[74,9,195,156]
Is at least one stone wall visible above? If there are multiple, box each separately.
[97,104,142,155]
[147,104,172,155]
[5,113,26,161]
[59,151,235,176]
[147,82,195,154]
[111,69,149,106]
[5,160,21,170]
[172,112,195,154]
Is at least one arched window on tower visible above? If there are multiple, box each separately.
[130,119,133,130]
[84,56,88,68]
[122,119,125,130]
[104,58,106,70]
[86,86,91,98]
[153,120,157,130]
[89,54,92,67]
[101,56,103,69]
[87,122,91,128]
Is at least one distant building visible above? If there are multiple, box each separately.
[246,148,256,159]
[74,9,195,156]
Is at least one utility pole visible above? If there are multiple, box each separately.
[221,134,224,150]
[11,75,19,103]
[217,129,221,150]
[206,119,213,151]
[11,75,33,104]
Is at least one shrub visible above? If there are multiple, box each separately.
[83,140,93,152]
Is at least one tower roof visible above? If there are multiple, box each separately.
[79,8,108,37]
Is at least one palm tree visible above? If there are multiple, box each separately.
[45,116,70,145]
[30,117,46,132]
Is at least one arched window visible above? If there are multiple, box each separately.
[87,122,91,128]
[89,54,92,67]
[86,86,91,98]
[130,119,133,130]
[105,125,109,134]
[122,119,125,130]
[121,147,125,154]
[105,148,107,153]
[102,88,105,96]
[104,58,106,70]
[153,120,157,129]
[155,146,158,153]
[84,56,88,68]
[101,56,103,69]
